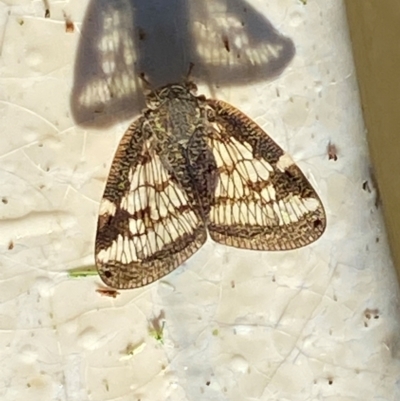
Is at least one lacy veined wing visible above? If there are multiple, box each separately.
[95,83,326,289]
[204,99,326,250]
[95,116,208,289]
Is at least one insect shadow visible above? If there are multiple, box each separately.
[71,0,295,127]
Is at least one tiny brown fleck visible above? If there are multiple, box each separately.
[96,287,120,298]
[362,181,371,192]
[327,142,338,161]
[222,35,230,52]
[63,12,74,33]
[363,308,379,327]
[138,27,146,41]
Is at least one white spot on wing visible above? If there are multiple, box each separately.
[231,138,253,159]
[253,159,272,180]
[278,199,291,224]
[272,202,284,225]
[99,199,116,216]
[97,248,109,264]
[129,218,146,235]
[276,153,294,172]
[260,185,276,202]
[302,197,320,212]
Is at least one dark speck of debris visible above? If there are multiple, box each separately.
[364,308,380,327]
[327,142,338,161]
[43,0,50,17]
[362,181,371,193]
[63,11,74,33]
[222,35,230,52]
[96,287,120,298]
[138,27,146,41]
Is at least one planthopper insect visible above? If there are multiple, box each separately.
[95,82,326,289]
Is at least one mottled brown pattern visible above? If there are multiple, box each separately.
[96,85,210,289]
[95,83,326,289]
[206,99,326,249]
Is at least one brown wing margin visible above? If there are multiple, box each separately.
[205,99,326,251]
[95,117,206,289]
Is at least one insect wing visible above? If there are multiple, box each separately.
[95,118,207,289]
[205,99,326,251]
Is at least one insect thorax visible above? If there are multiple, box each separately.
[146,87,206,148]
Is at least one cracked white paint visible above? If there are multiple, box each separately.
[0,1,399,401]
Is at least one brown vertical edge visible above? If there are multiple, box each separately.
[345,1,400,281]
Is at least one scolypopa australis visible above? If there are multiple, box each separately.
[95,83,326,289]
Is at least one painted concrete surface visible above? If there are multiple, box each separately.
[0,1,399,400]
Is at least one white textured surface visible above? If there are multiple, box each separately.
[1,1,400,400]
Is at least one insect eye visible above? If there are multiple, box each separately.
[186,81,198,94]
[146,93,161,109]
[147,98,160,109]
[206,107,216,121]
